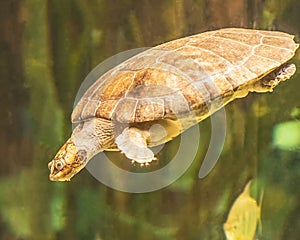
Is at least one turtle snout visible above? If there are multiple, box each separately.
[48,159,69,181]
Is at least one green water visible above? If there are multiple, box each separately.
[1,0,300,239]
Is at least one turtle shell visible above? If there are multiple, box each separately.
[72,28,298,123]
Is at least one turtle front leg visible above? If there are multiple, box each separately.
[115,127,156,165]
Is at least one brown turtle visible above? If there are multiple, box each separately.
[48,28,299,181]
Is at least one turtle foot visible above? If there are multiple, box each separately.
[116,127,157,165]
[255,63,296,92]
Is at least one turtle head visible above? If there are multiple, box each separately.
[48,138,88,181]
[48,119,110,181]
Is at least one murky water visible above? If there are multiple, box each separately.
[1,0,300,239]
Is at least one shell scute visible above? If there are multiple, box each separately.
[254,44,293,63]
[134,98,165,122]
[96,100,119,120]
[212,31,262,46]
[243,55,279,76]
[113,98,137,122]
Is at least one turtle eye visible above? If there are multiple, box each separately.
[55,161,64,170]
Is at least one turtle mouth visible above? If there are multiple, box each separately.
[48,161,85,181]
[49,173,71,181]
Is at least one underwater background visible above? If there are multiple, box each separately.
[1,0,300,239]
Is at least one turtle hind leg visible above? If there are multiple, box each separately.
[253,63,296,93]
[115,127,156,165]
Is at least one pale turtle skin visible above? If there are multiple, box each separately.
[48,28,299,181]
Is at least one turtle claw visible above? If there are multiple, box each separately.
[139,162,151,167]
[130,159,154,167]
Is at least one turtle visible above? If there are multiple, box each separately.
[48,28,299,181]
